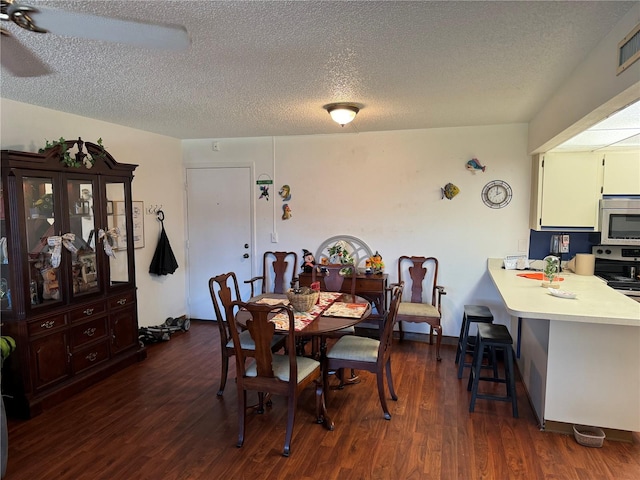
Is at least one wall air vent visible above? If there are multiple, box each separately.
[617,22,640,75]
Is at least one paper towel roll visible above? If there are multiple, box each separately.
[574,253,595,276]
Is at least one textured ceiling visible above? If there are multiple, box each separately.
[0,1,636,140]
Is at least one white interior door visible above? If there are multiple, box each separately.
[186,166,253,320]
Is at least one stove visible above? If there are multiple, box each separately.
[592,245,640,300]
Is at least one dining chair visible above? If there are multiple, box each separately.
[226,300,333,456]
[396,256,446,361]
[310,262,358,362]
[323,282,404,420]
[209,272,286,396]
[245,251,298,298]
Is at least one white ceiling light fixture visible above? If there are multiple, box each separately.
[324,103,360,126]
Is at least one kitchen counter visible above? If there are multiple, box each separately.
[488,258,640,326]
[487,258,640,435]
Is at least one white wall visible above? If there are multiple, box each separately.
[183,123,531,335]
[1,98,186,327]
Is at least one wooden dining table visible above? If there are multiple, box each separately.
[237,292,373,336]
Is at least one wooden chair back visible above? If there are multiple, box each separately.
[209,272,242,348]
[246,251,298,297]
[379,282,404,363]
[227,301,296,391]
[397,255,441,309]
[312,263,357,295]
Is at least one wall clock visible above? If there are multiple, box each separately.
[481,180,512,209]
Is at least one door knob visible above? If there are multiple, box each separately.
[243,253,249,259]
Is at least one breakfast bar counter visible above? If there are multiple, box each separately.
[487,258,640,435]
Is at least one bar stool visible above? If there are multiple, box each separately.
[455,305,493,379]
[467,323,518,418]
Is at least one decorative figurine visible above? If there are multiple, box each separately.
[279,184,291,201]
[302,249,316,272]
[466,158,486,172]
[369,251,384,273]
[441,182,460,200]
[282,203,292,220]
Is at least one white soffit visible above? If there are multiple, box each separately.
[550,100,640,152]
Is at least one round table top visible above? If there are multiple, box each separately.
[237,293,372,335]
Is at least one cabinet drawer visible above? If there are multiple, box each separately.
[28,314,67,336]
[69,301,107,323]
[70,317,108,349]
[71,340,110,374]
[109,292,135,310]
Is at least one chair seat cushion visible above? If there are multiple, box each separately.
[245,355,320,383]
[326,335,380,363]
[226,330,284,350]
[398,302,440,318]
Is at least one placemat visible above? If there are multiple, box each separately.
[270,291,342,331]
[322,302,369,318]
[517,273,564,281]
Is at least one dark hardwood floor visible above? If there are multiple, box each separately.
[4,321,640,479]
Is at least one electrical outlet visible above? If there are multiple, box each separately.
[561,234,570,253]
[271,232,278,243]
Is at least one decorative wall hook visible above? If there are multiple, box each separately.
[146,204,163,215]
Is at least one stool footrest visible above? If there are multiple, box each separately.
[474,393,514,402]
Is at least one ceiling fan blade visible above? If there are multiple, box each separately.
[31,5,190,50]
[0,32,52,76]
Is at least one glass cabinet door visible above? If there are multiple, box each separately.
[105,182,130,286]
[67,178,100,297]
[0,185,10,312]
[23,175,63,308]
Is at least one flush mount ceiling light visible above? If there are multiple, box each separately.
[323,103,360,126]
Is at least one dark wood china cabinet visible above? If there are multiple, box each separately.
[1,138,145,418]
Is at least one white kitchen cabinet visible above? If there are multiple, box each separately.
[602,151,640,195]
[529,152,601,230]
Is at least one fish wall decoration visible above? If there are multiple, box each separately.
[441,182,460,200]
[466,158,486,172]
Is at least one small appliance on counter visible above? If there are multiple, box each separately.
[593,245,640,301]
[548,234,569,264]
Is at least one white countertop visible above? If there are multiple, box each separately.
[488,258,640,326]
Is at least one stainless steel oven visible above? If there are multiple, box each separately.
[593,245,640,302]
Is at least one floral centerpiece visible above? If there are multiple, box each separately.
[327,241,354,265]
[326,241,354,274]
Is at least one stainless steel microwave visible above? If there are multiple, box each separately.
[599,198,640,246]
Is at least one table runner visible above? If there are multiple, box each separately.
[258,292,342,331]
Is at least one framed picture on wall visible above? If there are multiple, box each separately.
[78,252,98,286]
[132,201,144,249]
[111,201,145,249]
